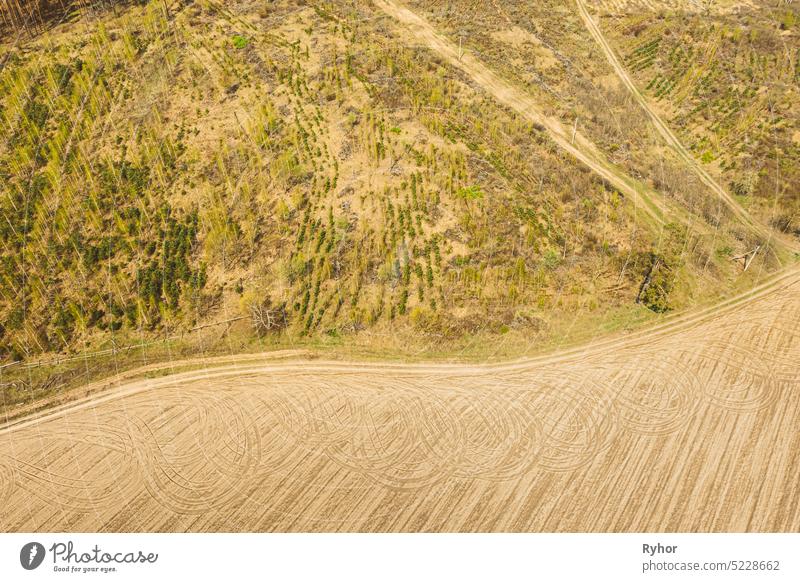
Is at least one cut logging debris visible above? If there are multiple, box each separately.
[635,255,662,305]
[732,246,761,272]
[249,298,288,336]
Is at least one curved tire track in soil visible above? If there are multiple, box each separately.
[2,0,799,534]
[0,266,798,532]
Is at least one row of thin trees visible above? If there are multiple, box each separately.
[0,0,126,34]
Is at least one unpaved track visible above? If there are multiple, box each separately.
[575,0,792,249]
[0,266,798,532]
[373,0,674,227]
[1,1,798,532]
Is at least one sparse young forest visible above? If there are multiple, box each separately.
[2,0,800,543]
[607,4,800,236]
[0,0,796,391]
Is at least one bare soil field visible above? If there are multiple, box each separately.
[1,0,798,535]
[1,265,798,532]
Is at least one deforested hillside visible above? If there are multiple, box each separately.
[0,0,793,397]
[400,0,799,243]
[597,0,800,237]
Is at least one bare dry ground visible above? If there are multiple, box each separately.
[590,0,755,15]
[0,265,798,532]
[1,0,798,534]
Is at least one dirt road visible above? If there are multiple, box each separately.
[373,0,675,227]
[1,265,798,532]
[0,0,798,533]
[575,0,790,248]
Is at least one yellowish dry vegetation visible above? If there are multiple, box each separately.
[1,265,798,531]
[0,0,798,534]
[2,0,781,383]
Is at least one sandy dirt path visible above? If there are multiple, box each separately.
[0,266,798,532]
[373,0,677,227]
[1,0,798,533]
[575,0,794,249]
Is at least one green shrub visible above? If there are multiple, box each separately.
[457,185,484,200]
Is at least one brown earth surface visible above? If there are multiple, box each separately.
[0,265,798,532]
[1,0,798,534]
